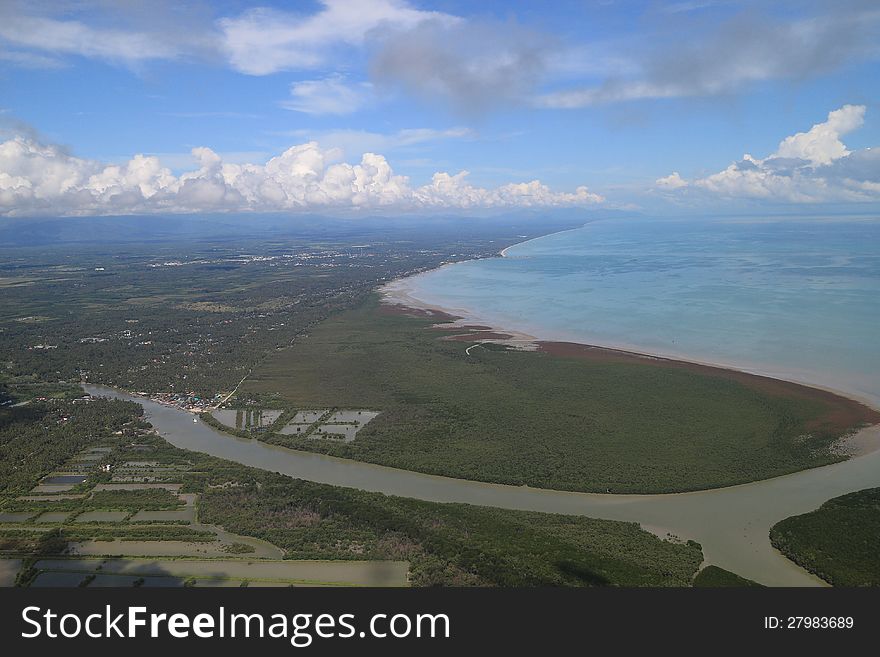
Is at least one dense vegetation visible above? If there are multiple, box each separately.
[246,297,874,493]
[200,475,703,587]
[0,220,564,398]
[0,397,142,495]
[1,397,705,586]
[693,565,762,587]
[770,488,880,586]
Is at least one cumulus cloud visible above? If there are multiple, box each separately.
[773,104,864,165]
[655,172,688,189]
[417,171,602,208]
[0,137,602,216]
[655,105,880,203]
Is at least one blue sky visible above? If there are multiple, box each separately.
[1,0,879,216]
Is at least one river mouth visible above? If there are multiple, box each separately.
[84,384,880,587]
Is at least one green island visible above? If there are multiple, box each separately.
[770,488,880,586]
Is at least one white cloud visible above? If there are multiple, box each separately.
[218,0,453,75]
[655,105,880,203]
[0,2,218,65]
[281,76,372,115]
[0,48,66,69]
[773,104,864,165]
[0,14,173,61]
[416,171,602,208]
[2,0,878,123]
[655,172,688,189]
[0,136,603,216]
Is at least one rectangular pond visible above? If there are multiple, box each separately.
[93,483,182,491]
[42,475,88,485]
[30,571,88,587]
[0,559,22,586]
[130,509,194,523]
[0,512,35,522]
[213,408,283,430]
[30,484,76,493]
[289,410,328,424]
[35,512,72,523]
[312,424,359,442]
[74,511,130,523]
[326,410,380,424]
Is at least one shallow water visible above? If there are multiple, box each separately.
[74,511,129,522]
[42,475,88,485]
[402,217,880,407]
[0,559,22,586]
[86,385,880,586]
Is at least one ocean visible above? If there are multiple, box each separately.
[400,217,880,407]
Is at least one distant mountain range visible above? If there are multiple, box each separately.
[0,209,630,247]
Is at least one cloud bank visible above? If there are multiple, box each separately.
[370,18,552,114]
[655,105,880,203]
[3,1,878,117]
[0,138,602,217]
[537,5,880,108]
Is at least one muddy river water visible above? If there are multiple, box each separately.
[85,385,880,586]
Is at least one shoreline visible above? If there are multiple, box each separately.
[379,235,880,456]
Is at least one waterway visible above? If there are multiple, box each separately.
[86,385,880,586]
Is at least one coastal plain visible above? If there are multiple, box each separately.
[2,218,878,587]
[244,295,879,494]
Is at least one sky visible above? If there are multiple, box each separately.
[1,0,879,217]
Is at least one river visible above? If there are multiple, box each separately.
[85,385,880,586]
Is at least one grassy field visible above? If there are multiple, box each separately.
[770,488,880,586]
[244,296,878,494]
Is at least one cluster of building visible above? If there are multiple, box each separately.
[141,391,224,413]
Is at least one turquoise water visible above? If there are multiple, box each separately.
[404,218,880,407]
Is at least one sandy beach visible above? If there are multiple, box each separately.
[380,274,541,348]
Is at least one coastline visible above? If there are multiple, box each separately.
[379,235,880,456]
[497,225,585,258]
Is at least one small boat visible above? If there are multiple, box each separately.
[193,417,198,423]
